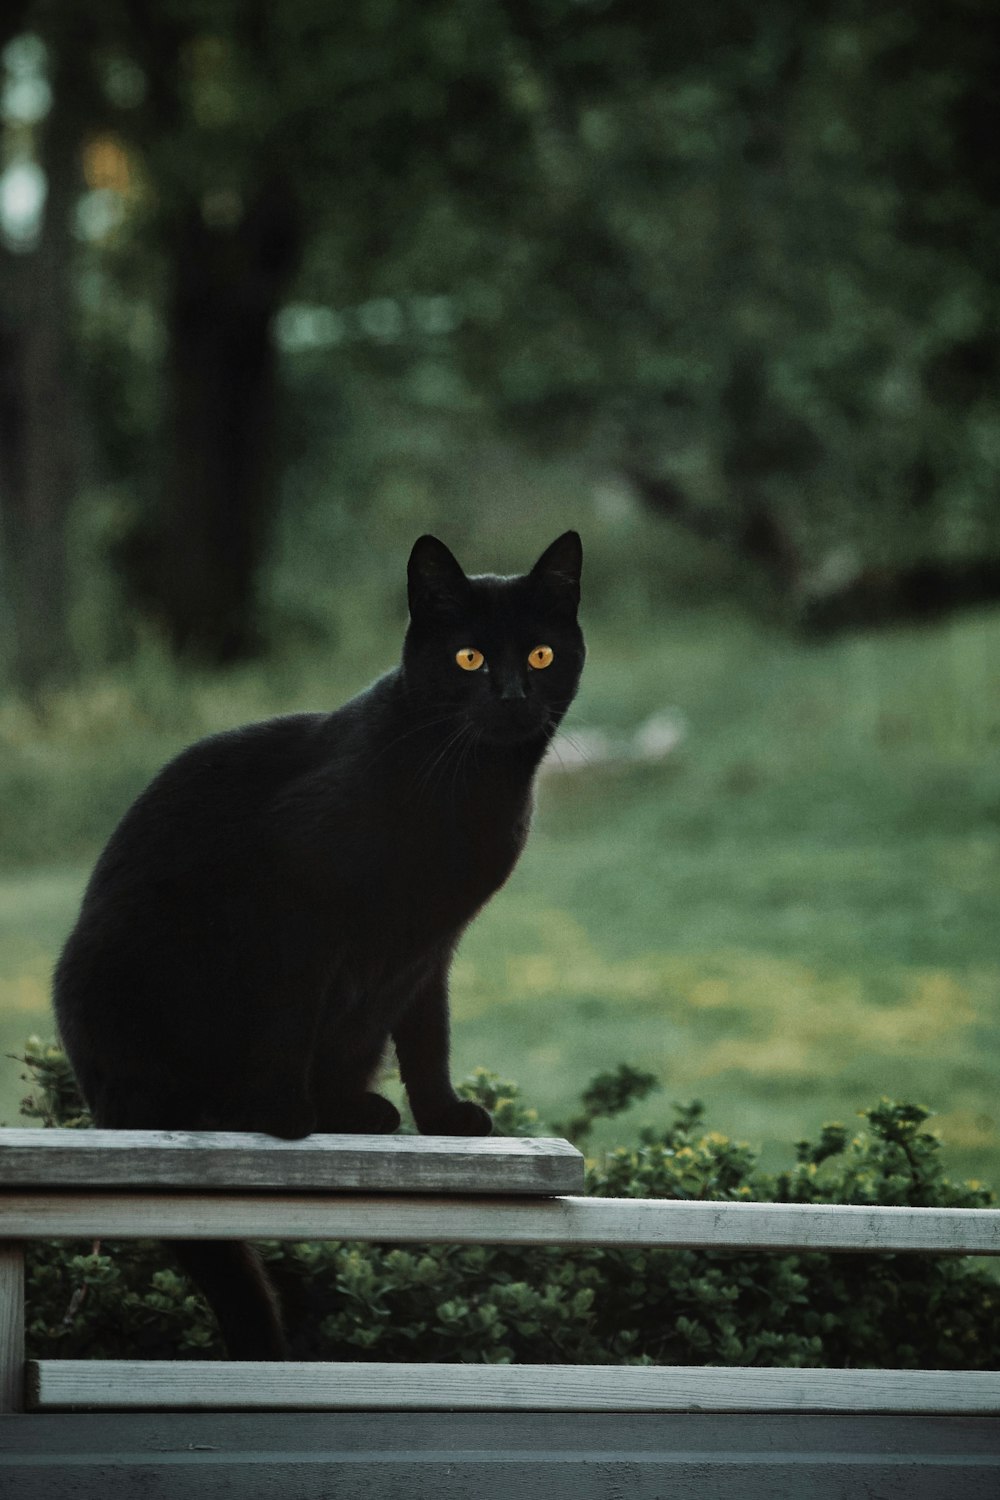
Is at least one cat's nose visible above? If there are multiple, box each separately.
[498,675,526,701]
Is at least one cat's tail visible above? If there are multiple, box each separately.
[173,1240,289,1360]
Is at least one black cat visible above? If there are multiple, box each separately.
[54,531,585,1358]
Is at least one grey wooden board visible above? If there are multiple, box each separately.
[0,1246,24,1414]
[0,1128,583,1195]
[4,1189,1000,1253]
[3,1413,999,1499]
[28,1359,1000,1415]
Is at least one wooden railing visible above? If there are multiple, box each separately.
[1,1127,999,1497]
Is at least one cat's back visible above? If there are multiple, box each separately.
[59,675,399,945]
[53,704,374,1044]
[88,711,330,883]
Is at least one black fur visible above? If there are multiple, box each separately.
[54,533,584,1357]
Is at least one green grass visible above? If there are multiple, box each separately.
[1,589,998,1183]
[0,865,88,1126]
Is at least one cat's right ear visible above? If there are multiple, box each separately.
[407,535,470,622]
[529,530,582,619]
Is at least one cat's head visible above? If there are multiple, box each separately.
[402,532,585,746]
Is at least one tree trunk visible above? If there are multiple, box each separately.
[126,178,302,663]
[0,23,81,697]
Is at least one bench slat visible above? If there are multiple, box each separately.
[0,1129,583,1196]
[3,1191,999,1254]
[7,1413,1000,1500]
[0,1246,23,1414]
[27,1359,1000,1414]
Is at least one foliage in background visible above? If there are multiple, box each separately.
[554,1061,660,1147]
[13,1038,1000,1369]
[2,1,1000,689]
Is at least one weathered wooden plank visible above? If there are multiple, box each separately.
[7,1409,999,1457]
[0,1128,583,1195]
[0,1246,24,1414]
[3,1413,1000,1499]
[26,1359,1000,1414]
[3,1190,999,1254]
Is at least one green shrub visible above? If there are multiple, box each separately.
[11,1039,1000,1367]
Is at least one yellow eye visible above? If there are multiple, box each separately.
[528,645,554,670]
[455,647,485,671]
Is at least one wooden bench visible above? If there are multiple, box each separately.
[2,1127,999,1497]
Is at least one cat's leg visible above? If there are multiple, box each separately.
[194,1022,320,1138]
[393,965,492,1136]
[316,1088,401,1134]
[309,1008,401,1134]
[152,1036,318,1139]
[313,1041,401,1133]
[95,1076,317,1139]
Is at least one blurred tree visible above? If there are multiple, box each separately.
[467,0,1000,625]
[31,0,525,666]
[99,0,526,662]
[0,8,89,696]
[3,0,998,686]
[105,7,304,661]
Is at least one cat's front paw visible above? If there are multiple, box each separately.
[417,1099,493,1137]
[354,1092,402,1134]
[317,1092,401,1134]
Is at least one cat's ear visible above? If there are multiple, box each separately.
[407,535,470,622]
[529,531,582,618]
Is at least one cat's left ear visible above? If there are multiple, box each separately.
[529,531,582,619]
[408,534,470,622]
